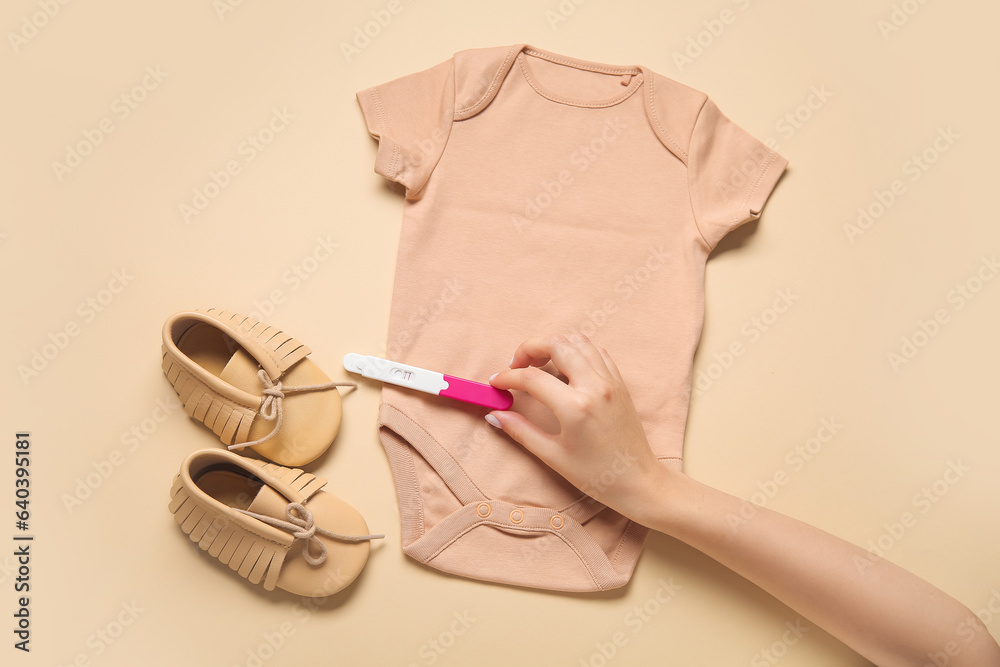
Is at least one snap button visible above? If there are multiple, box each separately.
[550,515,564,530]
[476,503,491,518]
[509,509,524,524]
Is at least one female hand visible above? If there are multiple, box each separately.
[485,334,668,520]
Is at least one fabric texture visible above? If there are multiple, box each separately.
[356,44,788,592]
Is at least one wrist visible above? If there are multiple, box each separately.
[622,460,694,532]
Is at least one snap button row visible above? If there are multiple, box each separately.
[477,504,564,529]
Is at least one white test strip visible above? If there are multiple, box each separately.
[343,353,448,394]
[342,353,513,411]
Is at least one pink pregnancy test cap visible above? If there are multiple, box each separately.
[440,375,513,411]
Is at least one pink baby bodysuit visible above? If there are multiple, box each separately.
[356,44,787,592]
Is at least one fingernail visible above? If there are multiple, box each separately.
[508,356,514,367]
[489,372,498,382]
[485,413,501,428]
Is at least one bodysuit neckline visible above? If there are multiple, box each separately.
[516,45,644,109]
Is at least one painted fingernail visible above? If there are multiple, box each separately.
[485,414,501,428]
[489,372,498,382]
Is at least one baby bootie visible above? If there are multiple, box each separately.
[169,449,382,596]
[161,308,355,466]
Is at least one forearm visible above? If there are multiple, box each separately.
[638,469,1000,667]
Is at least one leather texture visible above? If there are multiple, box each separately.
[161,308,345,466]
[169,449,374,596]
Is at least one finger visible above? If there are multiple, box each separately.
[490,366,573,417]
[509,335,553,369]
[566,333,613,379]
[511,334,601,386]
[598,346,624,383]
[485,410,560,463]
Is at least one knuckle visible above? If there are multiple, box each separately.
[568,393,593,418]
[550,334,570,349]
[565,384,612,421]
[595,381,614,401]
[521,366,542,385]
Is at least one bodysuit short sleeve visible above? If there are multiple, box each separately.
[687,98,788,250]
[355,59,455,198]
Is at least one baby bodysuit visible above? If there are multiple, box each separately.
[356,44,787,592]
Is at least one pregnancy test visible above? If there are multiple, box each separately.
[342,353,513,411]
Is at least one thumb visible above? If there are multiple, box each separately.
[486,410,558,463]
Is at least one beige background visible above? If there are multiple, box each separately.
[3,1,999,665]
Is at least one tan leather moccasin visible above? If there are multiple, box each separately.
[161,308,355,467]
[169,449,383,597]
